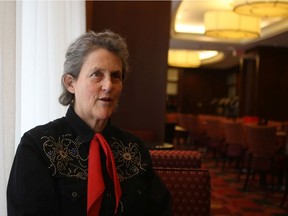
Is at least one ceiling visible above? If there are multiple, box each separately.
[169,0,288,69]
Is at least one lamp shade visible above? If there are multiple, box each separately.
[168,50,201,68]
[233,0,288,17]
[204,11,261,39]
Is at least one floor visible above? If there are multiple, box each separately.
[201,154,288,216]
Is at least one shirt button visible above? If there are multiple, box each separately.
[72,192,78,198]
[106,192,112,198]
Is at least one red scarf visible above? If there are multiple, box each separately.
[87,133,122,215]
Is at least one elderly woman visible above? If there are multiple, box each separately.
[7,30,171,216]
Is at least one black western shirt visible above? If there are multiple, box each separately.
[7,106,171,216]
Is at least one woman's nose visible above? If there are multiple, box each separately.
[101,77,112,92]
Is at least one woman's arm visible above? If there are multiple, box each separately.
[145,168,172,216]
[7,133,60,216]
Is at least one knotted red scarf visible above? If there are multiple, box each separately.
[87,133,122,216]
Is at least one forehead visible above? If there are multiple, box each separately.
[83,48,122,71]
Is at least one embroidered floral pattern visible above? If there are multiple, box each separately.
[42,134,88,180]
[110,137,147,181]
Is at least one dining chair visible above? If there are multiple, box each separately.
[185,115,207,148]
[240,124,284,191]
[222,120,247,170]
[175,113,192,146]
[205,118,225,163]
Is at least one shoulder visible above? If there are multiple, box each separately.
[20,117,71,148]
[24,117,68,136]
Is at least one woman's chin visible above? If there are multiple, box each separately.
[97,111,113,120]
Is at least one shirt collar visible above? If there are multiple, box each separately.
[65,105,112,143]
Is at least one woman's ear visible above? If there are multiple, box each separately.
[63,74,76,93]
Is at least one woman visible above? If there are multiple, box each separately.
[7,30,171,216]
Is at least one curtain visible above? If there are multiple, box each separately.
[0,1,85,216]
[0,2,17,214]
[17,0,86,139]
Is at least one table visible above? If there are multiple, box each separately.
[154,142,174,150]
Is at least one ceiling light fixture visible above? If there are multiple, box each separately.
[168,49,223,68]
[204,11,261,39]
[199,51,219,60]
[168,49,201,68]
[174,24,205,34]
[200,51,225,65]
[233,0,288,17]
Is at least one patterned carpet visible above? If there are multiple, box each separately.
[201,155,288,216]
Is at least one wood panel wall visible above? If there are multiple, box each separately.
[240,47,288,121]
[86,1,171,142]
[177,67,233,115]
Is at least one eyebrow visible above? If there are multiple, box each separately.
[92,66,122,73]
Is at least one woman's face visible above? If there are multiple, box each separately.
[65,48,123,126]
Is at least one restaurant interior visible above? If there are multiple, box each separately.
[86,1,288,215]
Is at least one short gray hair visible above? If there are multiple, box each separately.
[59,30,129,106]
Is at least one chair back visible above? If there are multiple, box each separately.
[223,121,246,148]
[150,150,202,168]
[154,168,211,216]
[186,115,203,134]
[244,125,277,155]
[206,119,224,140]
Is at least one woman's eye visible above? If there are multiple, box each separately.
[91,71,103,78]
[111,72,122,81]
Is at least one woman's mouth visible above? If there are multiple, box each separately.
[99,97,112,102]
